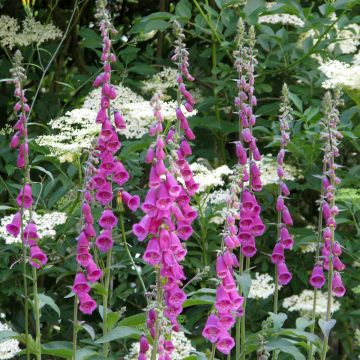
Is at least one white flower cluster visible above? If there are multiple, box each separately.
[0,15,62,49]
[300,242,317,254]
[142,67,179,95]
[259,2,305,27]
[282,290,340,317]
[0,211,67,245]
[37,85,196,162]
[259,154,299,185]
[0,317,20,359]
[124,331,195,360]
[319,56,360,90]
[248,272,277,300]
[36,108,99,163]
[190,162,233,193]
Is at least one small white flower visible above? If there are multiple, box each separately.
[282,290,340,317]
[0,317,20,359]
[249,272,277,300]
[0,211,67,245]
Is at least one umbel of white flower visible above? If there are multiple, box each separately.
[0,15,62,49]
[36,84,196,163]
[0,211,67,245]
[0,317,20,359]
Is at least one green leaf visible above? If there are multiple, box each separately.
[95,326,142,344]
[0,205,16,211]
[236,273,252,298]
[266,339,306,360]
[31,165,55,184]
[289,92,303,112]
[176,0,192,19]
[81,323,95,340]
[144,20,170,33]
[107,311,122,331]
[269,312,287,330]
[296,317,314,331]
[0,330,19,343]
[38,294,60,317]
[183,296,215,308]
[244,0,265,17]
[318,319,336,338]
[119,313,146,327]
[42,341,73,358]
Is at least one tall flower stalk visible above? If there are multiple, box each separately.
[6,51,48,360]
[271,84,294,360]
[232,23,265,358]
[308,90,345,360]
[202,167,245,357]
[133,21,198,359]
[71,1,139,357]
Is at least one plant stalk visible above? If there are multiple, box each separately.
[72,295,78,360]
[150,268,162,360]
[32,267,41,360]
[102,248,112,357]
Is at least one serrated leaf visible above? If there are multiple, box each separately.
[38,294,60,317]
[318,319,336,338]
[95,326,142,344]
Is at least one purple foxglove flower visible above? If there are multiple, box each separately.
[166,172,182,198]
[332,241,342,256]
[78,293,97,315]
[332,272,346,297]
[29,245,48,269]
[215,284,232,313]
[176,222,193,240]
[309,264,326,289]
[280,181,290,196]
[282,206,293,226]
[279,226,293,250]
[10,133,20,149]
[95,182,113,206]
[242,128,252,143]
[86,259,103,282]
[139,335,149,353]
[222,271,236,292]
[229,290,244,310]
[16,183,33,209]
[166,286,187,307]
[95,230,113,253]
[216,256,229,279]
[333,256,346,271]
[72,273,90,295]
[99,208,118,229]
[271,243,285,264]
[5,212,21,237]
[202,314,221,343]
[277,261,292,285]
[251,216,265,237]
[145,147,155,164]
[121,191,140,212]
[241,237,257,258]
[276,196,285,212]
[76,248,92,268]
[218,312,235,330]
[23,223,39,245]
[143,238,161,266]
[216,331,235,355]
[113,162,130,186]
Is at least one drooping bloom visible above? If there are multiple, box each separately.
[271,84,294,286]
[309,90,345,298]
[134,21,198,359]
[6,51,47,270]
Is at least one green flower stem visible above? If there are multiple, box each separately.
[240,256,250,360]
[150,268,162,360]
[102,248,112,357]
[308,162,326,360]
[236,253,244,358]
[119,210,146,293]
[210,343,216,360]
[72,293,78,360]
[32,267,41,360]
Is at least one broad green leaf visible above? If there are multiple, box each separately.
[176,0,192,19]
[81,323,95,340]
[236,272,252,298]
[318,319,336,338]
[266,339,306,360]
[269,312,287,330]
[183,296,215,308]
[38,294,60,317]
[296,317,314,331]
[119,313,146,327]
[0,330,18,343]
[95,326,142,344]
[42,341,73,358]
